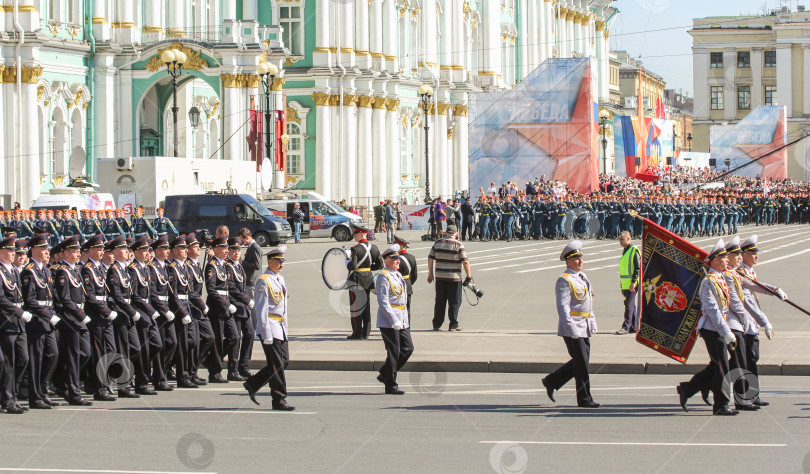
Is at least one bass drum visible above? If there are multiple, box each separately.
[322,247,352,290]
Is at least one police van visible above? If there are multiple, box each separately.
[262,192,363,242]
[164,193,291,247]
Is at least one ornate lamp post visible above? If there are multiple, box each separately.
[162,48,187,157]
[258,60,279,192]
[599,109,610,175]
[418,84,433,201]
[188,106,200,157]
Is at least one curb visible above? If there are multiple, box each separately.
[250,360,810,375]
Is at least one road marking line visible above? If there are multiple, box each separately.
[478,441,788,447]
[57,408,315,415]
[0,469,216,474]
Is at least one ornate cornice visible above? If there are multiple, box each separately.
[386,99,400,111]
[452,104,468,116]
[436,103,452,115]
[145,43,207,72]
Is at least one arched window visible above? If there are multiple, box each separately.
[286,122,303,176]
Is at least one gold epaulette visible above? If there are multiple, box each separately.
[24,262,34,270]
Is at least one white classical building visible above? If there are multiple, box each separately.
[690,6,810,180]
[0,0,616,208]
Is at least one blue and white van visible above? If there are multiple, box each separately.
[263,192,364,242]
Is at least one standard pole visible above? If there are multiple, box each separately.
[423,94,431,201]
[264,75,272,193]
[269,75,276,190]
[172,68,179,157]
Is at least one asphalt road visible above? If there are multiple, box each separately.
[282,223,810,334]
[1,372,809,473]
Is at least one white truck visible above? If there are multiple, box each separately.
[31,187,116,212]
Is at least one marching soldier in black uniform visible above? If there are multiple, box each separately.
[0,236,30,414]
[204,236,238,384]
[225,237,254,380]
[346,226,382,339]
[36,209,61,248]
[394,236,418,318]
[167,235,196,388]
[52,236,93,406]
[186,233,213,386]
[21,233,60,409]
[128,236,162,395]
[80,234,117,401]
[148,236,178,391]
[105,236,140,398]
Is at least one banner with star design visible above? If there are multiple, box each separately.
[468,59,598,193]
[637,217,709,363]
[709,105,788,180]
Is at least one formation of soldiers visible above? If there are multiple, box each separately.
[0,229,259,413]
[470,192,809,242]
[1,207,179,245]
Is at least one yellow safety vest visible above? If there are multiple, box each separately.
[619,245,639,290]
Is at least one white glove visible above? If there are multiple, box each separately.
[722,332,736,345]
[776,288,788,301]
[249,299,255,309]
[133,312,141,322]
[392,322,404,330]
[165,311,175,322]
[765,324,774,340]
[152,311,159,320]
[108,311,118,321]
[82,316,92,325]
[262,338,273,345]
[570,334,580,340]
[20,311,33,323]
[203,305,209,315]
[228,304,237,314]
[49,315,60,326]
[182,315,192,325]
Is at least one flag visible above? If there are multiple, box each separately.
[248,107,264,171]
[636,216,709,363]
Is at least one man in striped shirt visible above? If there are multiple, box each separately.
[427,225,472,331]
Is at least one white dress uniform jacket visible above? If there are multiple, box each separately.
[375,269,409,329]
[697,268,732,337]
[738,264,774,336]
[254,269,288,342]
[723,269,752,333]
[555,269,597,338]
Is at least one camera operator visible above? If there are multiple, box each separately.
[427,224,471,331]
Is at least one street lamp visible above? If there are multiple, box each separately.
[687,133,693,151]
[418,84,433,201]
[162,48,187,157]
[599,109,610,175]
[257,60,279,192]
[188,106,200,158]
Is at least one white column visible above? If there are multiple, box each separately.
[341,98,358,200]
[143,0,162,31]
[22,82,39,206]
[370,0,383,64]
[92,0,110,41]
[519,0,530,79]
[453,0,465,74]
[596,25,606,101]
[94,53,116,159]
[115,0,135,45]
[436,103,449,197]
[566,13,574,57]
[243,0,258,20]
[383,0,398,73]
[545,0,554,59]
[751,47,763,108]
[331,102,341,197]
[167,0,184,35]
[776,44,793,116]
[314,0,331,67]
[117,69,135,157]
[357,96,373,199]
[482,0,501,76]
[723,48,736,121]
[693,49,709,120]
[527,0,538,72]
[223,86,241,160]
[355,0,370,69]
[422,0,438,70]
[341,1,355,66]
[314,96,332,198]
[800,44,810,115]
[558,8,567,57]
[441,0,452,71]
[222,0,237,20]
[453,104,469,192]
[372,99,387,199]
[385,99,400,200]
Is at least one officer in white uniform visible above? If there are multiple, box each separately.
[542,240,600,408]
[374,244,413,395]
[242,246,294,411]
[739,234,787,407]
[678,239,738,416]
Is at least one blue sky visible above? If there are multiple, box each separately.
[609,0,790,95]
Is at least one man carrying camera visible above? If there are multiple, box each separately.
[427,225,471,332]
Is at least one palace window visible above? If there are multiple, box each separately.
[279,4,303,56]
[710,86,723,110]
[765,85,776,106]
[764,50,776,68]
[737,85,751,110]
[710,52,723,68]
[737,51,750,68]
[286,122,303,176]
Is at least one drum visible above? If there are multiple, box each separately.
[321,247,351,290]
